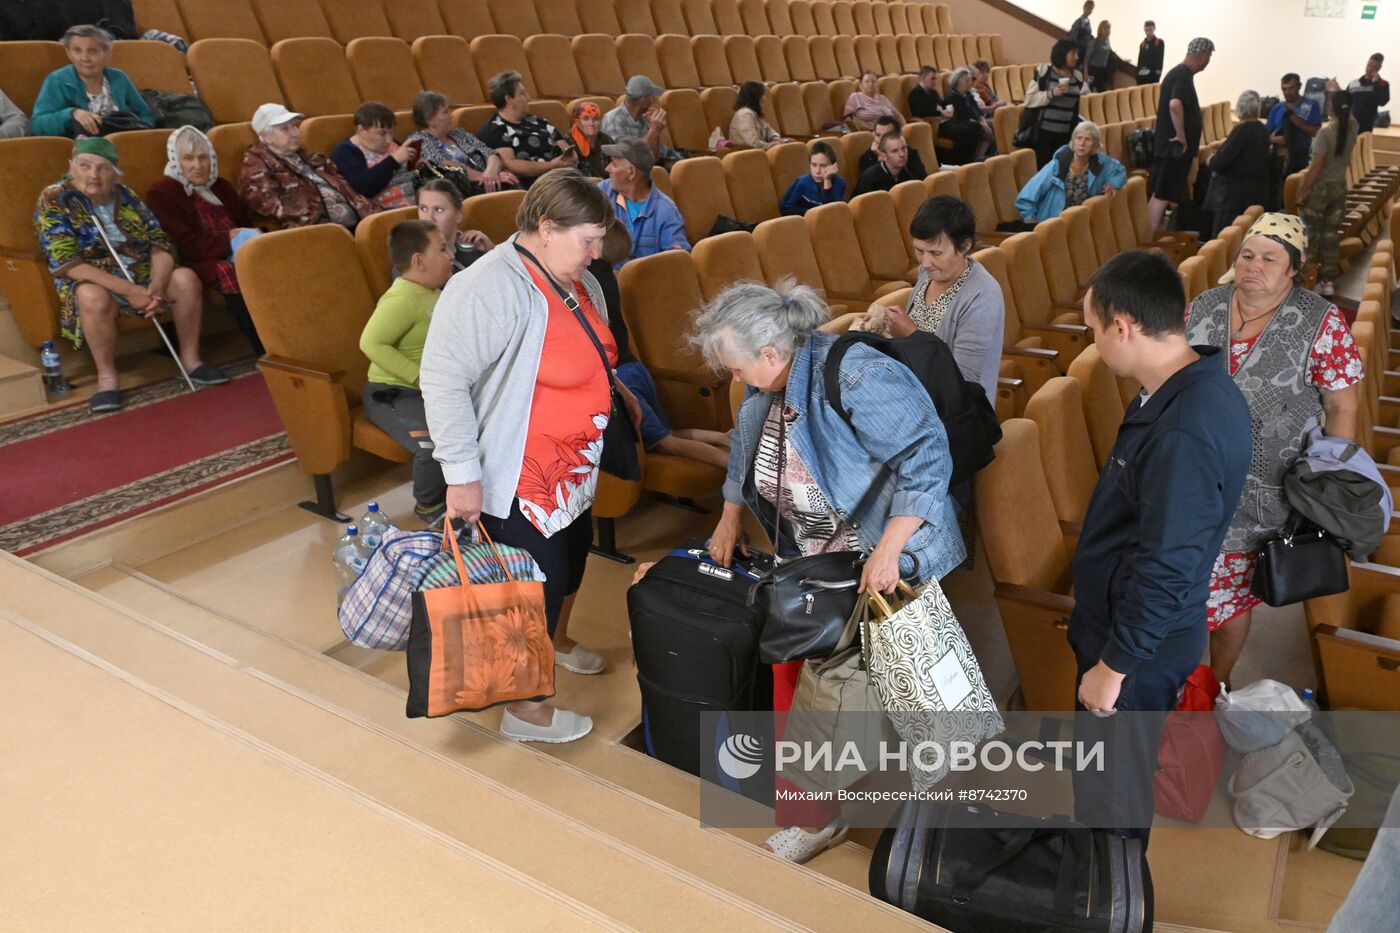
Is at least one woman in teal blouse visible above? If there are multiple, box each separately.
[31,25,152,137]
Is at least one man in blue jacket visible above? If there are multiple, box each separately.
[1070,250,1251,846]
[599,137,690,265]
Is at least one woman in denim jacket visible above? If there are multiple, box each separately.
[695,277,965,862]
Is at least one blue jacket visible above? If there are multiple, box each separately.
[725,332,966,583]
[779,173,847,216]
[31,65,152,137]
[1069,347,1251,674]
[1015,145,1127,222]
[600,179,690,263]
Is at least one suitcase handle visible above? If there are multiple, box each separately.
[800,579,860,590]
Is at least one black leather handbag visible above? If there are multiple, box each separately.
[514,243,642,481]
[747,393,864,664]
[1251,514,1349,607]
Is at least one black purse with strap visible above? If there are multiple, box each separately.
[1251,513,1349,607]
[513,243,642,481]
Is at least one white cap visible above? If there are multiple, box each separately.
[252,102,303,135]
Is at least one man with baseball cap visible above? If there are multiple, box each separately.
[239,102,375,229]
[598,136,689,264]
[602,76,681,165]
[1148,37,1213,230]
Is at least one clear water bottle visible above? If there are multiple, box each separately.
[359,501,394,550]
[40,341,70,395]
[1299,688,1319,714]
[332,524,372,600]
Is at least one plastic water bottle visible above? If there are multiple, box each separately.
[1299,688,1319,714]
[40,341,69,395]
[359,501,394,550]
[332,524,372,600]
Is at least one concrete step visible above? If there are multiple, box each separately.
[67,560,929,929]
[0,352,45,419]
[4,556,835,932]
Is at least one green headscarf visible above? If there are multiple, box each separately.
[72,136,119,166]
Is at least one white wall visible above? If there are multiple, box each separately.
[1008,0,1397,107]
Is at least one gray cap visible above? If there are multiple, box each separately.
[601,136,655,174]
[1187,37,1215,55]
[625,75,665,99]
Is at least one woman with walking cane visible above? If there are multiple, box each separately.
[36,137,228,413]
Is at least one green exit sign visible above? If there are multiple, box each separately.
[1362,4,1377,19]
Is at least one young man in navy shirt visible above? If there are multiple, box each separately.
[1069,251,1251,847]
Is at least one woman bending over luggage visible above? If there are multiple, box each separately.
[695,278,965,862]
[421,169,638,744]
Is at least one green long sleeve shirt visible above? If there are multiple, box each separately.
[359,277,438,388]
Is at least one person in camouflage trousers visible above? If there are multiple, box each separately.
[1297,88,1359,297]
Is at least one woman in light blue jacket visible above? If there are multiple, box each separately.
[1014,121,1126,222]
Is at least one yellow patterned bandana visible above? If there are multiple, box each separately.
[1243,212,1307,254]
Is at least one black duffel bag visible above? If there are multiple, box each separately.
[870,802,1151,932]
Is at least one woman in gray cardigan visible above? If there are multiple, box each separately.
[860,195,1005,400]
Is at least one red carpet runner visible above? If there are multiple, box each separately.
[0,366,292,555]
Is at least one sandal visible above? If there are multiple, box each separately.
[763,822,849,864]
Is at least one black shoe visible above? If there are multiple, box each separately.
[187,363,231,386]
[415,503,447,529]
[89,389,124,413]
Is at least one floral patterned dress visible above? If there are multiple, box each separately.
[35,179,172,348]
[1205,305,1364,629]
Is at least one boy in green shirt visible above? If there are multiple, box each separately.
[359,220,455,524]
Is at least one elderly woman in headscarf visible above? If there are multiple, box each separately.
[570,101,614,179]
[238,103,376,230]
[36,137,229,414]
[147,126,264,355]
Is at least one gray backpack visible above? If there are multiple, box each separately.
[1229,722,1354,849]
[139,89,214,132]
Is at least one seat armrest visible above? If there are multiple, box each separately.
[649,366,727,390]
[259,355,345,383]
[1003,345,1059,363]
[993,581,1076,619]
[1022,321,1089,337]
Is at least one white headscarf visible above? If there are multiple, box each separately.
[164,125,223,206]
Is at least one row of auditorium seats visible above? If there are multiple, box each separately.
[0,31,1011,126]
[128,0,959,46]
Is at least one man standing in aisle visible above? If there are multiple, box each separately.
[1067,1,1095,67]
[1147,38,1213,230]
[1069,250,1250,848]
[1348,54,1389,134]
[1267,73,1324,177]
[1136,21,1164,85]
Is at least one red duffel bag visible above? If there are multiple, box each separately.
[1154,664,1227,823]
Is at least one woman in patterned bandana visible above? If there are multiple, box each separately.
[1183,212,1363,686]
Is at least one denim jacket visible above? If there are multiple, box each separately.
[723,332,966,582]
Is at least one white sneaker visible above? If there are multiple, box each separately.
[763,822,849,863]
[499,708,593,743]
[555,643,606,675]
[1318,281,1336,297]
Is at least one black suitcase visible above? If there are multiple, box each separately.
[870,802,1152,932]
[628,544,773,777]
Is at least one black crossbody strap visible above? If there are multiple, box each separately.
[513,242,617,392]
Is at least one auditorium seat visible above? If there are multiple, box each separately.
[975,418,1077,710]
[801,80,841,132]
[573,0,620,34]
[903,120,938,173]
[188,39,286,126]
[832,0,858,37]
[832,36,860,79]
[527,100,572,138]
[439,0,497,39]
[876,36,902,76]
[956,162,1014,245]
[1060,204,1101,291]
[413,36,485,106]
[671,156,737,243]
[109,129,176,200]
[525,35,587,101]
[612,35,662,87]
[925,169,960,201]
[700,86,739,140]
[853,36,881,76]
[317,0,393,43]
[888,1,911,35]
[176,0,266,42]
[299,114,355,156]
[723,36,764,86]
[828,77,857,124]
[993,107,1021,156]
[786,0,816,36]
[272,37,363,117]
[384,0,448,40]
[354,205,417,299]
[936,5,955,34]
[452,105,496,136]
[877,75,905,112]
[932,36,951,71]
[0,42,70,115]
[740,0,772,36]
[836,131,873,189]
[1177,255,1208,304]
[754,36,790,83]
[486,0,544,39]
[615,0,659,35]
[808,0,835,36]
[461,189,527,245]
[915,35,935,71]
[653,0,691,36]
[572,35,628,98]
[110,40,193,96]
[973,245,1062,393]
[1065,345,1125,467]
[658,89,712,153]
[681,0,719,35]
[1001,232,1089,364]
[656,34,703,90]
[693,230,765,301]
[985,154,1022,227]
[805,202,908,305]
[850,190,916,285]
[888,179,925,254]
[853,0,877,35]
[807,36,842,82]
[346,37,422,112]
[769,83,812,139]
[714,0,746,34]
[239,225,409,518]
[1034,216,1085,308]
[249,0,332,43]
[723,150,781,225]
[208,122,257,184]
[782,36,818,83]
[133,0,189,38]
[1084,195,1120,268]
[752,215,843,313]
[1024,377,1098,528]
[471,36,536,98]
[0,138,74,347]
[689,36,731,87]
[618,251,731,432]
[1123,175,1199,256]
[766,141,811,200]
